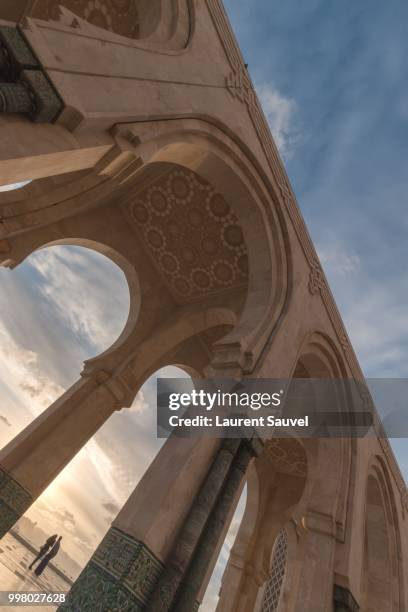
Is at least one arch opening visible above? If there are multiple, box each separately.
[361,469,399,612]
[0,243,131,437]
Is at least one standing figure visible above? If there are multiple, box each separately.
[29,534,58,570]
[34,536,62,577]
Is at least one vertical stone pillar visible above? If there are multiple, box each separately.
[173,436,263,612]
[0,368,137,538]
[58,436,221,611]
[147,438,242,610]
[292,511,338,612]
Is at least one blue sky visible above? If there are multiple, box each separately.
[224,0,408,370]
[224,0,408,477]
[0,1,407,608]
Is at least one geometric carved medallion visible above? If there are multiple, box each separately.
[128,167,249,303]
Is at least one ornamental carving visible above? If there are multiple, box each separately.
[127,168,249,303]
[308,259,325,296]
[226,63,256,109]
[401,488,408,517]
[31,0,143,40]
[265,438,307,478]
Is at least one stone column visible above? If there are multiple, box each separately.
[146,438,242,610]
[292,511,338,612]
[58,435,221,611]
[173,436,263,612]
[0,367,137,538]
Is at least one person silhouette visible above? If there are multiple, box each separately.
[29,534,58,570]
[34,536,62,577]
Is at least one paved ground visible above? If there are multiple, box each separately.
[0,534,70,611]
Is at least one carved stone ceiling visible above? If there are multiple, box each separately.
[31,1,141,39]
[127,167,249,304]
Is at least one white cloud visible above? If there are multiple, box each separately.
[256,83,300,158]
[0,181,31,192]
[0,320,65,418]
[28,247,130,354]
[317,243,361,276]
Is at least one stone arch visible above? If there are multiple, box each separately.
[361,457,403,612]
[1,119,291,375]
[216,439,308,612]
[291,332,353,537]
[216,332,355,611]
[130,119,291,374]
[122,306,239,387]
[24,0,193,49]
[0,154,143,269]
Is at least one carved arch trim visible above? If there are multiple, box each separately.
[115,117,292,374]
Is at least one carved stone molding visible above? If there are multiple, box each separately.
[89,366,139,408]
[401,488,408,518]
[304,509,337,539]
[308,259,325,296]
[226,62,256,109]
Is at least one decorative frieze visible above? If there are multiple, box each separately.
[308,259,325,296]
[0,25,63,122]
[0,467,33,538]
[226,63,256,109]
[59,527,163,611]
[401,488,408,517]
[0,26,38,80]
